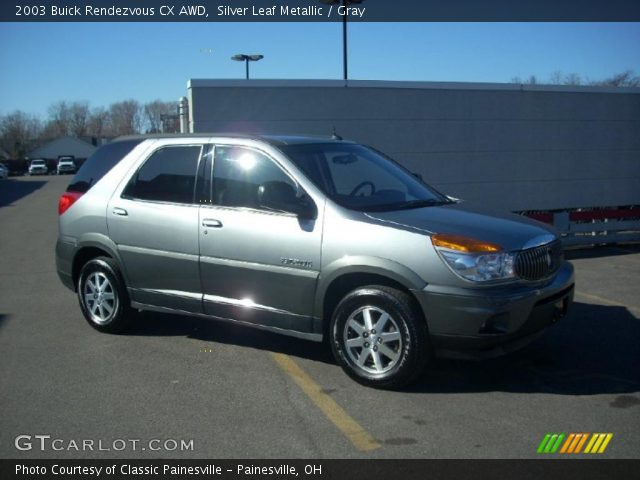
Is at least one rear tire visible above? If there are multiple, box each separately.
[77,256,133,333]
[330,285,429,389]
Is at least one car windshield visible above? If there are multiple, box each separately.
[280,143,449,212]
[32,160,45,165]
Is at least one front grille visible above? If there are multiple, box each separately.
[515,240,563,281]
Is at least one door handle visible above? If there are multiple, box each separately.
[202,219,223,228]
[113,207,128,216]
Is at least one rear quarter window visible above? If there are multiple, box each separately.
[67,139,142,193]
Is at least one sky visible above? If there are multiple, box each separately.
[0,22,639,117]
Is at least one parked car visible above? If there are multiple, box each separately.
[56,156,76,175]
[28,159,48,176]
[56,134,574,388]
[0,163,8,179]
[3,160,28,176]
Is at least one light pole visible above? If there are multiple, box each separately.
[231,54,264,79]
[320,0,364,80]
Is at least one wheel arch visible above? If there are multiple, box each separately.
[316,257,427,328]
[72,234,126,290]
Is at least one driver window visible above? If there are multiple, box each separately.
[212,146,297,210]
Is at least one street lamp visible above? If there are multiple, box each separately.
[320,0,364,81]
[231,54,264,79]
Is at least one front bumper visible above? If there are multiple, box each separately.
[412,262,574,359]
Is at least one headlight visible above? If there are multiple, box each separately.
[432,234,516,282]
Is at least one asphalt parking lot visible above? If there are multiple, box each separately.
[1,175,639,459]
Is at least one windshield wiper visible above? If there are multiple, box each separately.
[362,198,449,212]
[388,198,450,210]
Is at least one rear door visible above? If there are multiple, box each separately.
[107,139,210,312]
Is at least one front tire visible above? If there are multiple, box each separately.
[330,285,429,389]
[77,256,133,333]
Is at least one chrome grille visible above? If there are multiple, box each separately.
[515,240,563,281]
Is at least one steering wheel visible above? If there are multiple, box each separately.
[350,181,376,197]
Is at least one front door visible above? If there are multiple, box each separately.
[198,144,322,336]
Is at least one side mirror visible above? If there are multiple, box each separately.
[293,195,318,220]
[258,181,317,220]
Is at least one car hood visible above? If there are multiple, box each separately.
[364,203,558,252]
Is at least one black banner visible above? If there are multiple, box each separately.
[3,460,640,480]
[3,0,640,22]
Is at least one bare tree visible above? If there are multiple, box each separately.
[68,101,90,137]
[591,70,640,87]
[46,101,71,137]
[44,100,90,137]
[549,71,564,85]
[511,75,538,85]
[512,70,640,87]
[564,73,582,86]
[86,107,109,138]
[0,111,42,158]
[108,100,143,136]
[1,98,177,155]
[143,100,176,133]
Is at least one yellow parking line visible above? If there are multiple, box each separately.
[575,291,640,314]
[270,352,381,452]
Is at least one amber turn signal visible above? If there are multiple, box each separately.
[431,233,502,253]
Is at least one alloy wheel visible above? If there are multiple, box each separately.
[83,272,118,325]
[343,306,403,374]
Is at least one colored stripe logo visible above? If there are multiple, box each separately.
[537,433,613,454]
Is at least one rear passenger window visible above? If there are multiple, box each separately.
[213,146,296,209]
[123,145,202,204]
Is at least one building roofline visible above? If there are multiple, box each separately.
[187,78,640,94]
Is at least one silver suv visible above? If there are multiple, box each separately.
[56,134,574,388]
